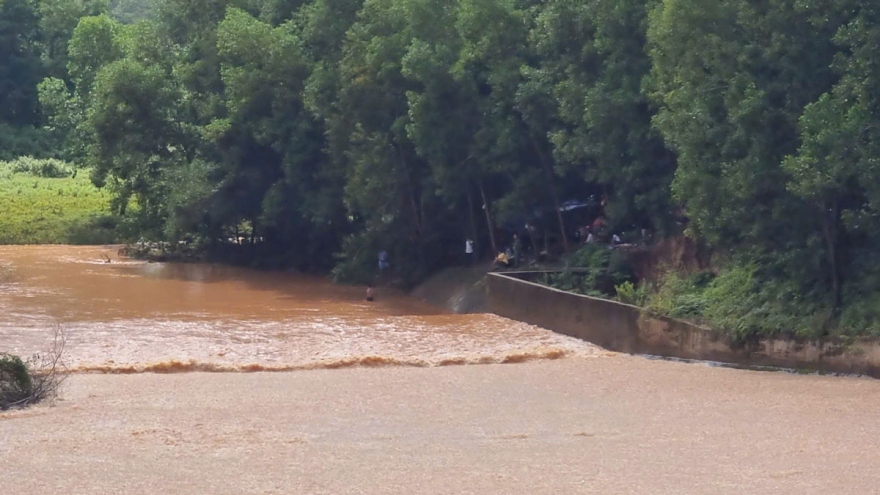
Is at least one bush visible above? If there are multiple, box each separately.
[539,245,636,297]
[0,354,33,408]
[645,269,711,319]
[0,325,68,410]
[0,124,61,161]
[642,262,832,341]
[700,264,832,340]
[0,156,73,178]
[616,281,649,306]
[66,215,120,245]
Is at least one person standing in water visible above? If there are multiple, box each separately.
[366,284,375,302]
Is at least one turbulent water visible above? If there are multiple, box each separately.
[7,247,880,494]
[0,245,602,372]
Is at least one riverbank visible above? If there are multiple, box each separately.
[0,163,117,245]
[5,358,880,494]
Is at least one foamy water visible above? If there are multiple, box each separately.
[0,246,602,372]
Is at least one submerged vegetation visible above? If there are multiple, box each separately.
[2,0,880,336]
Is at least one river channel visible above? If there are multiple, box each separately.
[4,246,880,494]
[0,245,601,372]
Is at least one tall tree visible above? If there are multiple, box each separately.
[783,2,880,311]
[646,0,841,248]
[528,0,675,235]
[37,0,108,79]
[0,0,43,127]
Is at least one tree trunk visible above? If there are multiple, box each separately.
[400,147,426,277]
[400,150,422,239]
[532,137,569,254]
[820,201,842,312]
[479,180,498,255]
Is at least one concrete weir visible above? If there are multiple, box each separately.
[487,271,880,378]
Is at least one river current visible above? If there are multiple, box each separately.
[6,246,880,494]
[0,245,602,372]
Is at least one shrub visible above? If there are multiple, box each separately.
[66,215,120,245]
[0,156,73,178]
[645,269,711,319]
[0,124,61,161]
[539,245,636,297]
[699,264,831,341]
[616,281,649,306]
[0,354,33,408]
[838,295,880,337]
[0,325,68,410]
[642,262,831,341]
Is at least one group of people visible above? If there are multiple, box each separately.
[365,218,633,299]
[493,232,528,270]
[573,217,626,247]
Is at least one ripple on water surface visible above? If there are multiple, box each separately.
[0,245,605,372]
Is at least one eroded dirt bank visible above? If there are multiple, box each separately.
[4,357,880,495]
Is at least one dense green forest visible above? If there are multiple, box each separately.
[4,0,880,338]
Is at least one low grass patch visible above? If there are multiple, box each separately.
[0,159,118,244]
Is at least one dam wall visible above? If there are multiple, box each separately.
[487,271,880,377]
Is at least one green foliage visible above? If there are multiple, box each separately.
[527,0,675,233]
[644,269,710,320]
[6,0,880,338]
[2,156,72,178]
[699,265,829,341]
[0,163,116,244]
[109,0,159,23]
[0,354,33,409]
[615,281,648,307]
[641,263,831,341]
[0,0,43,127]
[0,124,60,161]
[539,245,634,297]
[38,0,109,79]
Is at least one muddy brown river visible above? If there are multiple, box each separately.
[3,245,880,494]
[0,245,599,371]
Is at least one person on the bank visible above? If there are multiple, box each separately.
[465,238,474,266]
[512,233,522,267]
[494,251,511,269]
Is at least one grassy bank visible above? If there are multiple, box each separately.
[0,158,117,244]
[536,243,880,341]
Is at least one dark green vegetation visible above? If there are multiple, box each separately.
[0,323,68,410]
[0,354,33,409]
[3,0,880,338]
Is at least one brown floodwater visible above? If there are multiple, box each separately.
[5,246,880,493]
[0,245,601,372]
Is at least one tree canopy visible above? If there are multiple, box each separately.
[4,0,880,335]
